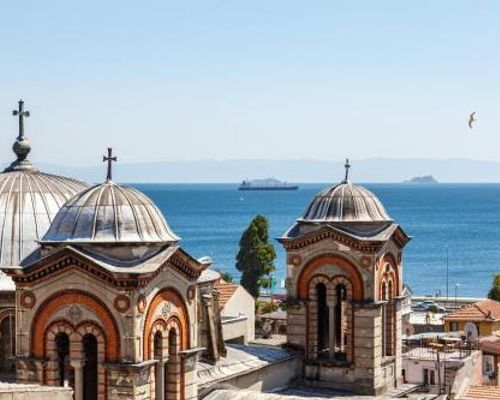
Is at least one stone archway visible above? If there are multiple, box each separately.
[31,290,120,361]
[44,320,107,400]
[297,254,364,301]
[144,288,189,400]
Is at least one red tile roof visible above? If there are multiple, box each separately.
[481,338,500,355]
[444,299,500,322]
[464,385,500,400]
[215,280,240,308]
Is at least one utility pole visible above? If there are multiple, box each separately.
[445,245,449,303]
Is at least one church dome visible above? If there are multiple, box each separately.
[0,100,90,268]
[300,160,391,224]
[43,164,179,245]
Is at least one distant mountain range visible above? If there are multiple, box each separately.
[16,158,500,184]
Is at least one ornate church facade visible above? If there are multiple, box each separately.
[0,99,412,399]
[0,101,226,400]
[279,161,410,395]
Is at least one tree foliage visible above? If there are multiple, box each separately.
[236,215,276,297]
[488,273,500,301]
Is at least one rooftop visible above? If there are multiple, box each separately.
[204,384,419,400]
[444,299,500,322]
[197,344,296,391]
[463,385,500,400]
[215,280,240,308]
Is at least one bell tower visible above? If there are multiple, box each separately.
[278,161,410,395]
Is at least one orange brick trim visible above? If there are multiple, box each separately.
[31,290,120,361]
[143,288,189,360]
[297,254,364,301]
[377,253,400,300]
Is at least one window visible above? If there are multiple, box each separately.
[316,283,329,358]
[450,321,458,332]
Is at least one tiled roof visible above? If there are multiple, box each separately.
[215,281,240,308]
[481,338,500,355]
[444,299,500,322]
[464,385,500,400]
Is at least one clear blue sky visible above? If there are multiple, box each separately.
[0,1,499,166]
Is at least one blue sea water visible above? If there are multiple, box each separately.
[132,183,500,298]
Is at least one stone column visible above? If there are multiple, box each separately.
[202,294,219,363]
[340,301,346,352]
[70,359,85,400]
[328,300,335,358]
[155,359,165,400]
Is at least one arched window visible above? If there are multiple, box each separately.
[316,283,329,359]
[154,331,163,359]
[55,332,70,387]
[334,283,347,359]
[0,314,15,374]
[82,334,98,400]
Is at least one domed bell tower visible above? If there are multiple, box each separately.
[278,160,410,395]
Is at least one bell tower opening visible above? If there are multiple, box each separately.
[55,332,70,387]
[316,283,329,359]
[82,334,98,400]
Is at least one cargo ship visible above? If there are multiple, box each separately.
[238,178,298,191]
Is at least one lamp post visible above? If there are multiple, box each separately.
[445,245,449,303]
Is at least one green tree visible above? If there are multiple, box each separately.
[236,215,276,297]
[488,273,500,301]
[219,271,233,283]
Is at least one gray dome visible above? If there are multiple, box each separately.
[43,182,179,244]
[0,171,89,267]
[300,181,391,223]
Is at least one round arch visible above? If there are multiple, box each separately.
[143,287,190,359]
[31,290,120,361]
[377,253,400,300]
[297,254,364,301]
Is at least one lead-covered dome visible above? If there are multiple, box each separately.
[42,181,179,244]
[0,172,89,267]
[300,181,391,223]
[0,100,89,269]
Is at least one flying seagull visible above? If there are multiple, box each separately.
[468,111,476,130]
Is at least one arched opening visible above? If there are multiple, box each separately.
[0,314,15,374]
[55,332,71,387]
[82,334,98,400]
[334,283,347,360]
[316,283,329,359]
[166,328,181,400]
[154,331,164,400]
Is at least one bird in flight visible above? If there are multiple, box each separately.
[468,111,476,130]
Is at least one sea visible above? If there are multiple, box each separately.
[132,183,500,298]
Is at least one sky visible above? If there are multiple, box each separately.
[0,1,499,166]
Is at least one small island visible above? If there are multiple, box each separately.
[403,175,438,184]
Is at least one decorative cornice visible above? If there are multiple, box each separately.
[9,247,204,289]
[169,251,204,280]
[280,227,384,253]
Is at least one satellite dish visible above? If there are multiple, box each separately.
[464,322,479,342]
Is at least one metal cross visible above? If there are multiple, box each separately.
[12,99,30,139]
[103,147,117,182]
[344,158,351,182]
